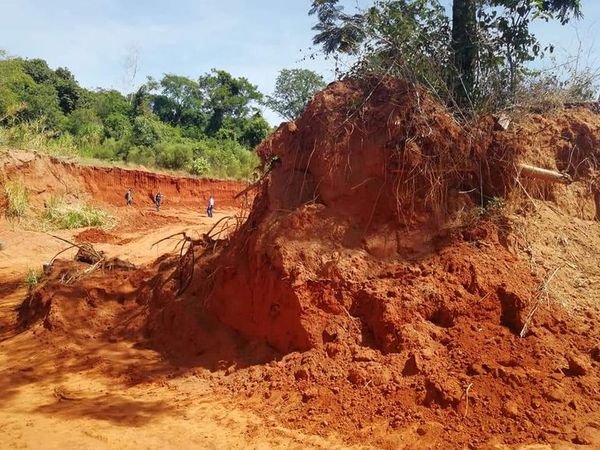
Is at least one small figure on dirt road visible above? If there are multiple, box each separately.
[207,194,215,218]
[125,188,133,206]
[154,192,163,212]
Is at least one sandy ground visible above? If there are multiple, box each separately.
[0,206,356,450]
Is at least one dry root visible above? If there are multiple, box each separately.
[47,234,136,285]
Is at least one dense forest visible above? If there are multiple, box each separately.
[0,53,294,179]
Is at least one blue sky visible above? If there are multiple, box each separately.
[1,0,599,124]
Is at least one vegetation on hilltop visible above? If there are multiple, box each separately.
[0,53,323,179]
[309,0,597,115]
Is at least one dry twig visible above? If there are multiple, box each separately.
[519,265,562,338]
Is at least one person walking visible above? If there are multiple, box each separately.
[207,194,215,218]
[125,188,133,206]
[154,192,163,212]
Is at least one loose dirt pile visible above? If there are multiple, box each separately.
[75,228,131,245]
[16,78,600,448]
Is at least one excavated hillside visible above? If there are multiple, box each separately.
[0,151,243,210]
[16,78,600,448]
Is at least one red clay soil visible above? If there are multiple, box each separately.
[17,79,600,448]
[508,106,600,221]
[0,151,247,210]
[75,228,131,245]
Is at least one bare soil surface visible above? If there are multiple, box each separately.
[0,207,354,449]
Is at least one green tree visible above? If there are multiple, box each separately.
[92,89,132,119]
[0,58,64,127]
[53,67,81,114]
[265,69,327,121]
[451,0,477,105]
[131,115,161,147]
[21,59,83,114]
[309,0,583,110]
[104,112,132,140]
[131,85,152,117]
[147,74,205,128]
[198,69,263,135]
[238,113,272,148]
[310,1,452,94]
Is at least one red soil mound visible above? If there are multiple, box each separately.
[75,228,130,245]
[17,79,600,447]
[142,79,599,445]
[207,78,524,353]
[0,151,246,210]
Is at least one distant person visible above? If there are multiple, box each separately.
[154,192,162,212]
[207,194,215,218]
[125,188,133,206]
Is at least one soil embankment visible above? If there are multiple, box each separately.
[0,151,245,209]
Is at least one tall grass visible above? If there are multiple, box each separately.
[41,196,116,230]
[3,179,29,218]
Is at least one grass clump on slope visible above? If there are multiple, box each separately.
[41,196,115,230]
[3,179,29,218]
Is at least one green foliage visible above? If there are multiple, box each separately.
[265,69,327,121]
[198,69,264,136]
[126,146,156,167]
[155,142,194,170]
[41,196,115,230]
[3,179,29,218]
[189,156,210,176]
[92,89,132,119]
[308,0,585,112]
[25,268,41,288]
[148,74,204,127]
[237,114,272,148]
[485,196,505,210]
[193,138,260,179]
[103,112,132,140]
[0,53,269,179]
[67,109,103,136]
[131,115,161,147]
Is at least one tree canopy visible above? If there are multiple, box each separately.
[265,69,327,121]
[309,0,584,111]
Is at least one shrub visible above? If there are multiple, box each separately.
[1,119,51,150]
[3,179,29,218]
[126,146,156,167]
[189,156,210,176]
[132,116,161,147]
[104,112,132,140]
[155,142,194,170]
[25,268,41,288]
[67,109,104,146]
[194,138,259,179]
[46,132,79,157]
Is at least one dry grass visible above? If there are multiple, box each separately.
[3,179,29,218]
[40,196,116,230]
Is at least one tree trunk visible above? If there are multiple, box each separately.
[452,0,478,109]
